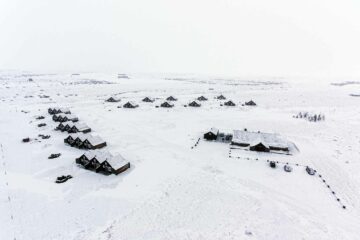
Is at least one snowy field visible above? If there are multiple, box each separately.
[1,71,360,240]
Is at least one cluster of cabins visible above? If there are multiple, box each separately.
[293,112,325,122]
[48,107,130,175]
[64,134,106,150]
[106,95,257,108]
[76,151,130,175]
[204,128,293,154]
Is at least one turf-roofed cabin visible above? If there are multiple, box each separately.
[69,123,91,134]
[204,127,219,141]
[106,96,120,102]
[188,101,201,107]
[123,101,139,108]
[96,154,130,175]
[82,136,107,150]
[142,97,155,103]
[166,96,177,101]
[197,96,208,101]
[160,101,174,108]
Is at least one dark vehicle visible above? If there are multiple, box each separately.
[55,175,72,184]
[284,165,293,172]
[39,134,51,139]
[269,161,276,168]
[48,153,61,159]
[38,123,46,127]
[306,166,315,175]
[22,137,30,143]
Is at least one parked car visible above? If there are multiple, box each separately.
[55,175,72,184]
[306,166,315,175]
[48,153,61,159]
[269,161,276,168]
[284,165,293,172]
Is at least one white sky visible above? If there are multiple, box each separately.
[0,0,360,77]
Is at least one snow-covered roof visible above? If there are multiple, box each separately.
[106,154,128,169]
[107,96,120,101]
[124,101,139,107]
[66,133,81,139]
[84,151,97,160]
[232,130,288,149]
[86,136,105,145]
[209,127,219,135]
[94,150,113,162]
[65,122,75,128]
[161,101,174,106]
[143,97,155,101]
[59,108,71,113]
[83,150,112,162]
[74,123,90,131]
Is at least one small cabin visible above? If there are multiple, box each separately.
[82,136,107,150]
[56,122,65,131]
[160,102,174,108]
[96,155,130,175]
[84,156,102,171]
[64,134,78,145]
[75,152,96,166]
[106,97,120,102]
[249,142,270,152]
[188,101,201,107]
[61,115,78,122]
[217,95,226,100]
[166,96,177,101]
[245,100,256,106]
[62,122,75,132]
[123,101,139,108]
[224,100,236,106]
[142,97,155,103]
[73,135,87,148]
[204,128,219,141]
[48,108,56,114]
[52,114,60,122]
[197,96,208,101]
[85,152,112,171]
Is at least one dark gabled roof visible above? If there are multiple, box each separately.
[224,100,236,106]
[166,96,177,101]
[188,101,201,107]
[160,101,174,107]
[123,101,139,108]
[245,100,256,106]
[106,97,120,102]
[197,96,208,101]
[217,95,226,100]
[142,97,155,102]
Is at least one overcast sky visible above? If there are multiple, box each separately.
[0,0,360,77]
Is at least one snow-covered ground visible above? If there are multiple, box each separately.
[1,71,360,240]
